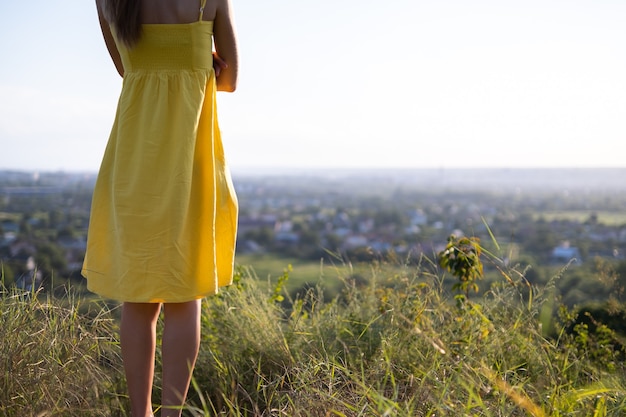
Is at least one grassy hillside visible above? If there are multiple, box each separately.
[1,256,626,416]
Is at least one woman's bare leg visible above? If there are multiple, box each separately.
[121,302,161,417]
[161,300,202,417]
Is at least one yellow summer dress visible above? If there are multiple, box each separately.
[82,6,238,303]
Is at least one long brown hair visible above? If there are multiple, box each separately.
[103,0,142,47]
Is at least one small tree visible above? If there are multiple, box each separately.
[438,235,484,301]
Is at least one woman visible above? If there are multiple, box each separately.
[83,0,239,415]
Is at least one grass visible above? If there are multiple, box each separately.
[2,256,626,416]
[0,286,126,416]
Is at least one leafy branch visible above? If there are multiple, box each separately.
[438,235,484,300]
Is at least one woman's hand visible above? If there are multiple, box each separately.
[213,0,238,91]
[212,52,229,77]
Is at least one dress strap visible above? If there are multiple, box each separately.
[199,0,207,21]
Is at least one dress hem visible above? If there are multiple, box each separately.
[83,271,231,303]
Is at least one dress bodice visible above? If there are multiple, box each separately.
[116,21,214,73]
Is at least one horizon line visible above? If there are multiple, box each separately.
[2,166,626,175]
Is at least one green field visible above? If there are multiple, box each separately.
[0,212,20,221]
[235,253,366,297]
[235,253,323,283]
[235,253,421,299]
[534,210,626,226]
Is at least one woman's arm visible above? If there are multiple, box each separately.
[96,0,124,77]
[213,0,239,92]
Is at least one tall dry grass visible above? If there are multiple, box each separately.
[0,282,126,416]
[2,256,625,416]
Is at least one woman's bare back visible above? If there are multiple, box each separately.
[140,0,218,24]
[97,0,237,91]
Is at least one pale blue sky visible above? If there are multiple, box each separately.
[1,0,625,172]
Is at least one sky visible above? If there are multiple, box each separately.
[0,0,625,173]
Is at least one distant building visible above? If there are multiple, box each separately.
[237,239,263,254]
[1,231,17,246]
[275,232,299,244]
[237,215,277,236]
[15,257,43,291]
[1,219,19,233]
[551,241,582,264]
[408,209,428,226]
[342,235,369,250]
[9,240,37,259]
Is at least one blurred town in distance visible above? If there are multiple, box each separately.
[1,168,626,305]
